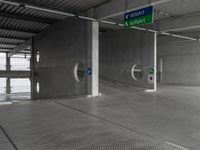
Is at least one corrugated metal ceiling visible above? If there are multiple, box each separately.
[0,0,110,53]
[22,0,109,12]
[156,0,200,17]
[0,0,200,53]
[0,2,67,20]
[111,0,200,23]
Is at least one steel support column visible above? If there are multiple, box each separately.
[6,53,11,94]
[30,38,35,100]
[154,32,157,91]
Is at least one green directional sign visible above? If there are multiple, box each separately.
[124,15,153,27]
[124,6,154,27]
[149,68,154,74]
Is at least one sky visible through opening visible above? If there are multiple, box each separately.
[0,53,30,94]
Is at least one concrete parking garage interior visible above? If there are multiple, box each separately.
[0,0,200,149]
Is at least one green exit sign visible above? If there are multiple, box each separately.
[149,68,154,74]
[124,6,154,27]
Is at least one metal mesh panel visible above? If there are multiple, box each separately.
[0,78,6,94]
[10,78,30,93]
[10,54,30,71]
[0,53,6,70]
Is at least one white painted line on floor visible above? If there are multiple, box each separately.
[165,141,190,150]
[145,89,157,92]
[0,102,12,105]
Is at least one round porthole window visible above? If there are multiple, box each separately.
[36,81,40,94]
[36,51,40,63]
[74,62,85,82]
[131,64,143,81]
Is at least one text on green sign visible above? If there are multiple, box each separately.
[124,15,153,27]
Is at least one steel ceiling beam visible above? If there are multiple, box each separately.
[8,38,31,57]
[0,48,30,50]
[0,12,58,24]
[162,25,200,33]
[0,48,30,53]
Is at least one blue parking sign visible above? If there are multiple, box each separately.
[87,67,92,76]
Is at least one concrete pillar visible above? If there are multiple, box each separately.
[30,38,35,100]
[6,53,11,94]
[87,21,99,97]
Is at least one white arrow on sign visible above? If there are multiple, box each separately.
[125,14,129,19]
[125,22,128,26]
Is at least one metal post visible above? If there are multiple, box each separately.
[6,53,11,94]
[160,58,163,84]
[154,32,157,91]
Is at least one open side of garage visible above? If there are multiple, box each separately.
[1,0,200,150]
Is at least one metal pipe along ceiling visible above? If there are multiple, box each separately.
[0,0,199,42]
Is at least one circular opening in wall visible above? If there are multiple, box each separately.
[36,81,40,94]
[36,51,40,63]
[131,64,143,81]
[74,62,85,82]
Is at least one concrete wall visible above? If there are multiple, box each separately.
[32,18,88,99]
[158,37,200,86]
[100,29,154,88]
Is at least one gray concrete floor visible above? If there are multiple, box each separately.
[0,81,200,149]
